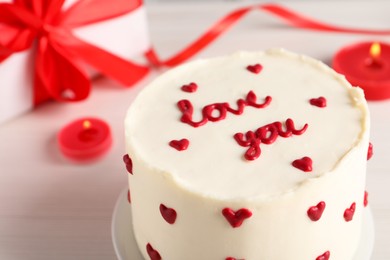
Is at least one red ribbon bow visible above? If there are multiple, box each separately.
[0,0,148,105]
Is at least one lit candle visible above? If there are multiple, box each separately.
[58,117,112,161]
[365,42,382,68]
[333,41,390,100]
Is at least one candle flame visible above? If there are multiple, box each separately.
[370,42,381,58]
[83,120,91,129]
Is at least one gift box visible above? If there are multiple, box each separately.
[0,0,150,124]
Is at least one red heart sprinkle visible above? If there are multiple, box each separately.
[222,208,252,228]
[364,191,368,207]
[123,154,133,175]
[181,82,198,93]
[307,201,326,221]
[146,243,161,260]
[292,156,313,172]
[344,202,356,222]
[159,204,177,224]
[316,251,330,260]
[310,97,327,107]
[367,142,373,160]
[169,139,189,151]
[246,64,263,74]
[127,189,131,204]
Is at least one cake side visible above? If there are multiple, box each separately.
[124,49,369,260]
[128,138,368,259]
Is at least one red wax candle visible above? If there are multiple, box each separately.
[333,41,390,100]
[58,117,112,161]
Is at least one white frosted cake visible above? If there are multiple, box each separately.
[124,49,370,260]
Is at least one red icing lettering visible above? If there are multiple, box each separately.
[234,119,308,160]
[344,202,356,222]
[169,139,189,151]
[177,100,207,127]
[159,204,177,224]
[307,201,326,221]
[204,103,227,122]
[367,142,373,160]
[127,189,131,204]
[310,97,327,107]
[226,258,245,260]
[181,82,198,93]
[225,99,246,115]
[177,91,271,127]
[316,251,330,260]
[364,191,369,207]
[123,154,133,175]
[246,64,263,74]
[146,243,161,260]
[292,156,313,172]
[222,208,252,228]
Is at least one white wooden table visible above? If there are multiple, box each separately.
[0,1,389,259]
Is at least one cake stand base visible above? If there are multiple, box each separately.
[111,189,375,260]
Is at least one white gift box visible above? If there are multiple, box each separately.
[0,0,150,124]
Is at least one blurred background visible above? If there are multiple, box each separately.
[145,0,380,2]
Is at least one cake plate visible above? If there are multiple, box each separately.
[111,189,375,260]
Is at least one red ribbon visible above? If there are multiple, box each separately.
[146,4,390,67]
[1,2,390,106]
[0,0,148,105]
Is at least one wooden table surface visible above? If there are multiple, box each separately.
[0,1,389,259]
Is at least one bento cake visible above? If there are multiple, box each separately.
[124,49,370,260]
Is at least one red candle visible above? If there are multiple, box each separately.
[58,117,112,161]
[333,41,390,100]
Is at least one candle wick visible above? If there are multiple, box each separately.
[79,120,98,142]
[366,42,383,69]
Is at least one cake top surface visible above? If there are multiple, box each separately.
[125,49,368,200]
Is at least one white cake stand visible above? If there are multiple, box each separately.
[111,189,375,260]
